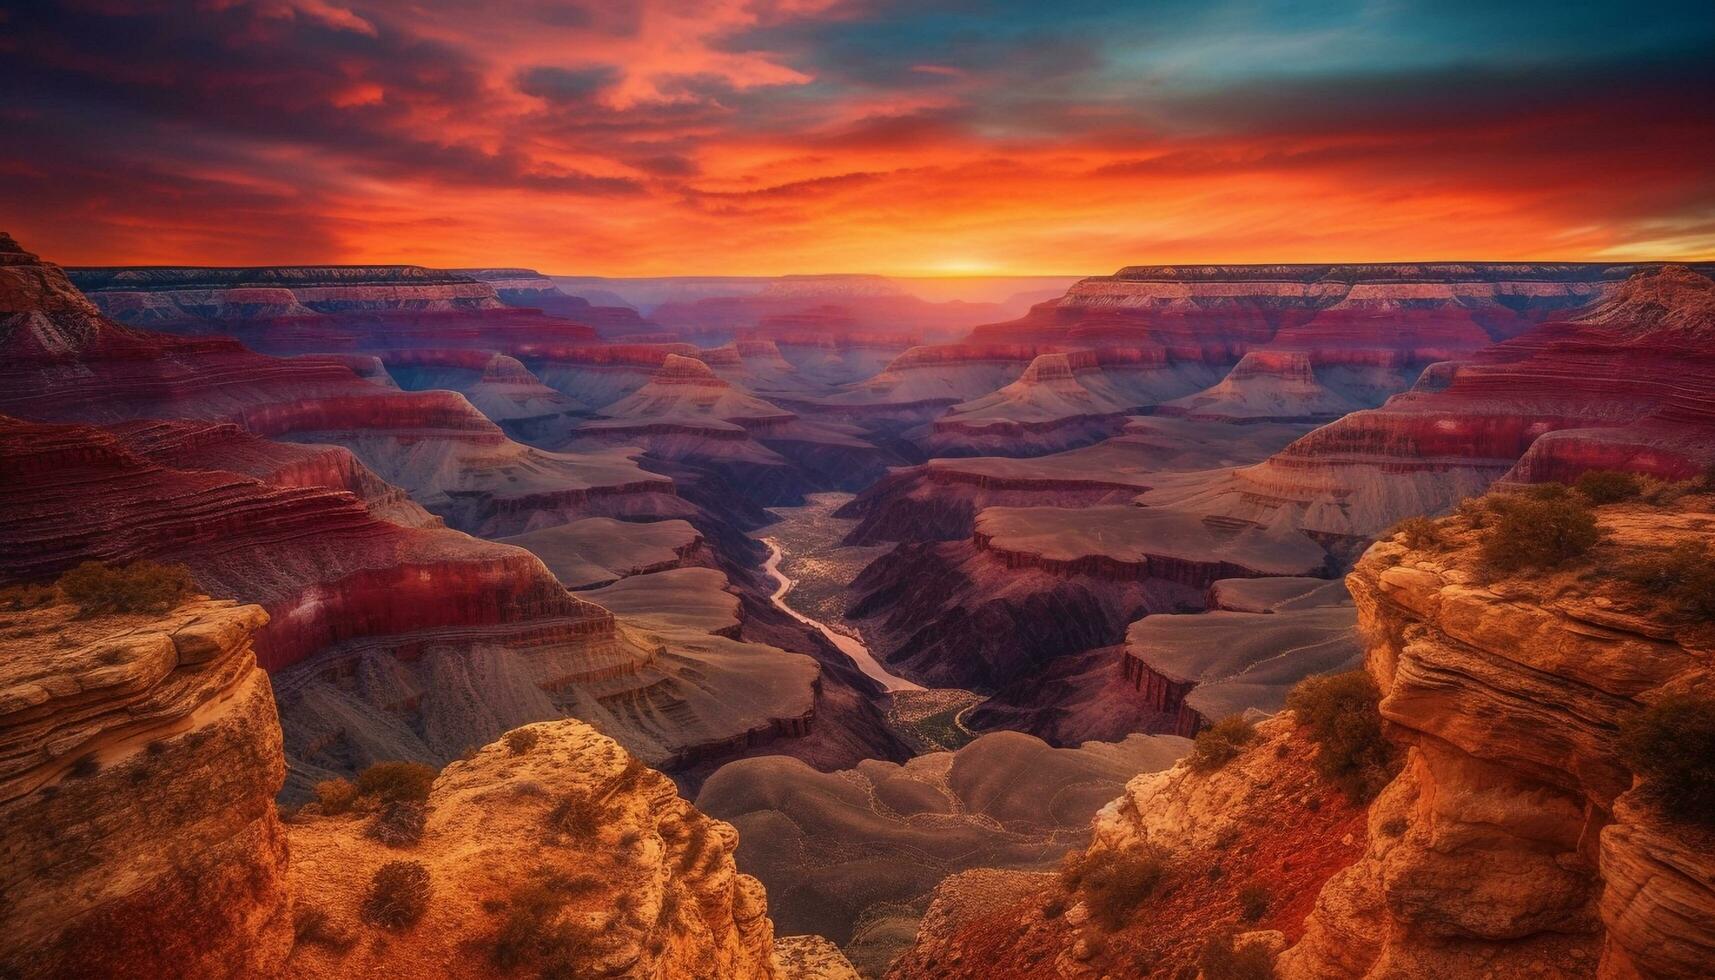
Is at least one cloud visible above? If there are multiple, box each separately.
[0,0,1711,272]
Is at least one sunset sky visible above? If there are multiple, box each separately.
[2,0,1712,275]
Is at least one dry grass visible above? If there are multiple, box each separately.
[1189,716,1257,773]
[58,560,195,616]
[361,861,433,929]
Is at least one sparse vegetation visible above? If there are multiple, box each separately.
[505,728,541,755]
[1390,515,1441,550]
[1618,692,1715,826]
[1477,489,1599,571]
[1237,883,1270,922]
[1198,929,1276,980]
[0,582,57,611]
[293,905,355,950]
[1189,716,1257,773]
[57,559,194,615]
[361,861,433,929]
[1575,469,1643,504]
[1286,670,1398,802]
[356,762,436,804]
[368,800,426,847]
[548,794,606,838]
[1621,541,1715,621]
[315,778,358,816]
[1063,846,1169,931]
[489,874,603,976]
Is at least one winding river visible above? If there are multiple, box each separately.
[762,537,922,692]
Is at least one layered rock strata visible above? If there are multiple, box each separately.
[0,599,291,979]
[1280,499,1715,979]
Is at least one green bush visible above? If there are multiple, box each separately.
[1073,847,1168,931]
[1618,693,1715,825]
[1286,671,1398,802]
[356,762,437,804]
[1621,542,1715,621]
[314,778,358,816]
[1199,930,1276,980]
[1479,492,1599,571]
[1237,883,1270,922]
[1389,515,1441,550]
[1189,716,1257,773]
[1575,470,1643,504]
[57,560,194,615]
[362,861,432,929]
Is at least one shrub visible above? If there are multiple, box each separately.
[1621,542,1715,621]
[356,762,437,804]
[548,793,606,838]
[504,728,540,755]
[1237,883,1270,922]
[314,778,358,816]
[1287,671,1398,802]
[1618,693,1715,825]
[1199,930,1276,980]
[0,583,57,611]
[361,861,432,929]
[1189,716,1256,773]
[57,560,194,615]
[368,800,427,847]
[293,905,355,950]
[1389,515,1441,550]
[1479,492,1599,571]
[1576,470,1643,504]
[489,876,600,974]
[1076,847,1168,931]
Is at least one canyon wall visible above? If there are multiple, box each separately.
[0,599,292,978]
[1281,500,1715,979]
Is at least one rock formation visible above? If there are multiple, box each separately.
[0,598,292,978]
[885,716,1368,978]
[1280,496,1715,978]
[0,595,841,978]
[1141,266,1715,541]
[288,720,784,979]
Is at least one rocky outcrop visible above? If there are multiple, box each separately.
[886,717,1367,979]
[1280,499,1715,979]
[288,719,781,979]
[0,599,292,979]
[0,595,803,979]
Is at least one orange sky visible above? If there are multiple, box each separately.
[2,1,1712,275]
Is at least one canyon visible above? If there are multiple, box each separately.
[5,230,1715,978]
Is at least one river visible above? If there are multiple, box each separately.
[762,537,922,692]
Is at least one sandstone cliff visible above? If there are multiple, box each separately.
[0,599,292,978]
[1281,497,1715,979]
[1,597,850,978]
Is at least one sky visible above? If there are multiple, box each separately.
[1,0,1713,275]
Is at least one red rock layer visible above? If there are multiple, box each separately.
[0,415,610,673]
